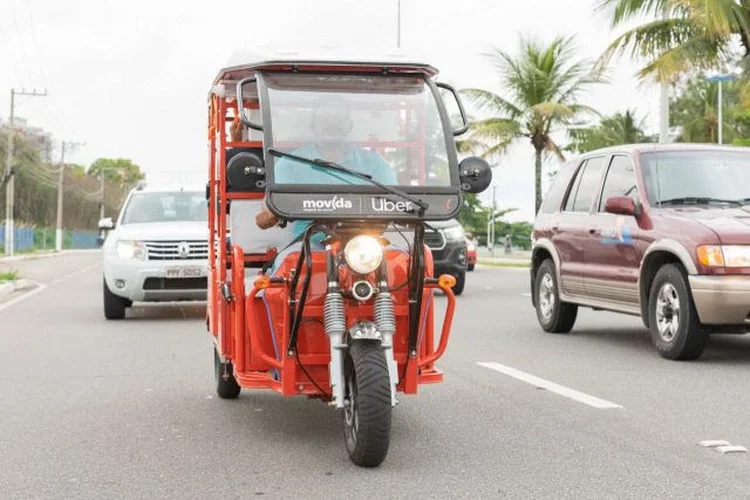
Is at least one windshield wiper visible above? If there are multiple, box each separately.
[659,197,742,207]
[267,148,429,215]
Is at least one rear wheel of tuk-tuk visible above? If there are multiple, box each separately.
[214,348,241,399]
[343,341,391,467]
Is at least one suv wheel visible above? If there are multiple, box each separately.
[103,279,128,320]
[647,264,707,360]
[452,271,466,295]
[534,260,577,333]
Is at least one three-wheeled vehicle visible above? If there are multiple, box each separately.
[206,49,491,467]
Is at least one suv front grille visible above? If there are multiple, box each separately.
[143,277,208,290]
[144,240,208,260]
[424,231,445,250]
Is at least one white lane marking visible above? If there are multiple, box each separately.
[699,440,730,447]
[477,362,623,409]
[699,440,747,454]
[0,283,48,313]
[716,445,747,454]
[521,292,532,297]
[60,263,99,281]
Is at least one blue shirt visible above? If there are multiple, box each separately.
[273,144,398,240]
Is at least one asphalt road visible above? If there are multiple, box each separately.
[3,252,750,499]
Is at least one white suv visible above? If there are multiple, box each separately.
[99,184,209,319]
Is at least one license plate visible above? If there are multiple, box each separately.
[165,266,206,278]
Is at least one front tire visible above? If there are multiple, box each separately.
[534,260,577,333]
[452,271,466,295]
[214,348,241,399]
[343,341,391,468]
[647,264,707,360]
[103,279,128,320]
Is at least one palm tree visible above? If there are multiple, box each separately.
[598,0,750,81]
[567,109,652,153]
[461,35,605,213]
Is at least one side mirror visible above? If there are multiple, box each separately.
[98,217,115,230]
[436,82,469,135]
[604,196,641,217]
[458,156,492,194]
[235,77,263,131]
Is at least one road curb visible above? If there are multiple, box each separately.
[0,278,33,299]
[0,249,98,264]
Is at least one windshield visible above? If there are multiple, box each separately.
[121,191,207,224]
[263,72,453,189]
[641,151,750,205]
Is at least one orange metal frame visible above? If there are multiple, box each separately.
[207,72,456,398]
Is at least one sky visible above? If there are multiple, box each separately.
[0,0,666,222]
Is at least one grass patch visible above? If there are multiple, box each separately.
[478,260,530,268]
[0,270,20,282]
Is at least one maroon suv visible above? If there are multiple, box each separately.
[531,144,750,360]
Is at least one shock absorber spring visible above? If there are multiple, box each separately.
[374,291,396,336]
[324,292,346,336]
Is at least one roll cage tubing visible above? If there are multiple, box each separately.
[283,221,426,361]
[233,68,451,358]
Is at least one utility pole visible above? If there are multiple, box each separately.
[396,0,401,48]
[100,173,106,220]
[489,185,497,257]
[4,88,48,256]
[55,140,86,252]
[658,81,669,144]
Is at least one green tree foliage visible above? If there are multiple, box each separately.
[456,194,532,249]
[598,0,750,81]
[0,129,130,230]
[88,158,144,187]
[567,109,653,153]
[461,35,604,213]
[669,76,742,142]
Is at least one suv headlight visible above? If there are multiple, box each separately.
[344,235,383,274]
[443,226,465,242]
[697,245,750,267]
[116,240,148,261]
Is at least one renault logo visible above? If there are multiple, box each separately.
[177,241,191,258]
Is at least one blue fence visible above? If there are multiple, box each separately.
[0,225,35,252]
[0,225,100,251]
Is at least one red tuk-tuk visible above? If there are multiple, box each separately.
[206,49,491,466]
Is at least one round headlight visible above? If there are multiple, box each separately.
[344,235,383,275]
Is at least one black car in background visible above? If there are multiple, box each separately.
[424,219,468,295]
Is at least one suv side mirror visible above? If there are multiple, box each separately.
[458,156,492,194]
[605,196,641,217]
[98,217,115,230]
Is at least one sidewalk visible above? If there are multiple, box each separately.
[0,248,99,265]
[477,248,531,266]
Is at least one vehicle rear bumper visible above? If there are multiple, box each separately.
[689,275,750,325]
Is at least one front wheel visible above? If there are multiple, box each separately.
[214,348,241,399]
[452,271,466,295]
[103,278,128,320]
[647,264,707,360]
[534,260,577,333]
[343,341,391,467]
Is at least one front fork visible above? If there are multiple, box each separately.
[324,245,398,409]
